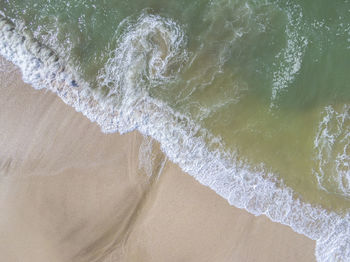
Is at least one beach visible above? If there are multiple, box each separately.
[0,59,316,261]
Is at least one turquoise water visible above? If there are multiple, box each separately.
[0,0,350,260]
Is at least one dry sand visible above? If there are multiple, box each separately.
[0,60,316,261]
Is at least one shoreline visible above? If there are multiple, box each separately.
[0,12,347,260]
[0,59,316,261]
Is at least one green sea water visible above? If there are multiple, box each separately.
[1,0,350,259]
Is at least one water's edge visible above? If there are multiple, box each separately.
[1,14,349,262]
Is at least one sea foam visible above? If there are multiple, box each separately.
[1,13,350,261]
[314,105,350,199]
[270,3,308,107]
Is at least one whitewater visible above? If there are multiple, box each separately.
[0,5,350,262]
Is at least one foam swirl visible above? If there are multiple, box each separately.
[99,14,188,107]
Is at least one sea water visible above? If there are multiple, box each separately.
[0,0,349,261]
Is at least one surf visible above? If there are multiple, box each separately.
[2,10,350,260]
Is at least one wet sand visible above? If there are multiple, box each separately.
[0,60,316,261]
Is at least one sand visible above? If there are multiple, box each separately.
[0,59,316,261]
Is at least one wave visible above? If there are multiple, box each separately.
[1,13,350,261]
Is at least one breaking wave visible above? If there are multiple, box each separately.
[1,13,350,261]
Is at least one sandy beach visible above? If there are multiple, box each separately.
[0,59,316,261]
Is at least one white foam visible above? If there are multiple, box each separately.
[270,4,308,107]
[98,13,188,110]
[1,13,350,262]
[314,105,350,199]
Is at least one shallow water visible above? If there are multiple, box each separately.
[1,0,350,260]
